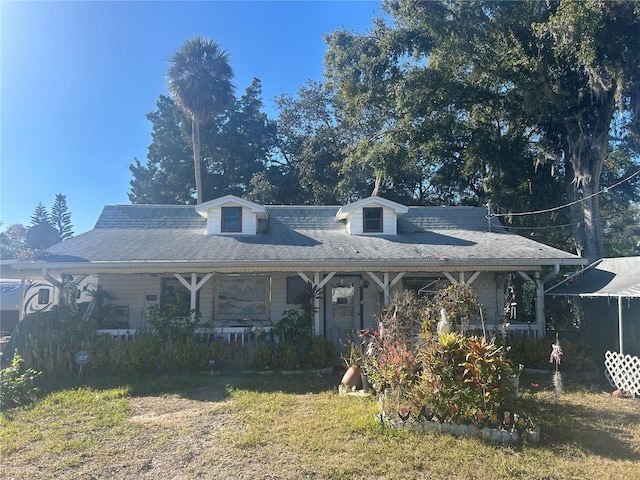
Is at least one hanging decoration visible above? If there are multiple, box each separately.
[550,333,564,432]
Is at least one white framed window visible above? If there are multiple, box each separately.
[221,206,242,232]
[363,207,383,233]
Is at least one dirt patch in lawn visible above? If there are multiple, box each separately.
[127,387,229,427]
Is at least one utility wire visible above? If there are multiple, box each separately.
[503,210,637,231]
[488,169,640,219]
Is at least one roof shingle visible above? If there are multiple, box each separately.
[45,204,581,268]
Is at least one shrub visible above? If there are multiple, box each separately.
[367,341,418,394]
[272,309,313,344]
[359,284,533,430]
[250,341,276,370]
[507,335,597,372]
[161,336,208,371]
[411,333,515,423]
[307,335,336,369]
[86,332,209,376]
[276,342,298,370]
[0,352,42,409]
[3,304,95,378]
[216,342,251,370]
[375,290,429,346]
[145,303,200,342]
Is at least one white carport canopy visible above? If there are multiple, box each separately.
[546,257,640,354]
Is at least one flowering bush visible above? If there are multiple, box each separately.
[356,286,537,438]
[411,333,516,424]
[367,341,418,393]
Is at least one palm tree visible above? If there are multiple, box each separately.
[167,37,235,204]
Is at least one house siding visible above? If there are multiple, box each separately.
[98,274,158,328]
[347,205,398,235]
[96,271,509,335]
[98,273,298,330]
[207,206,257,235]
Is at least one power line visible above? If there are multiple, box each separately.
[488,169,640,219]
[503,209,637,231]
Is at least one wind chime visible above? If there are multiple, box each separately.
[502,276,518,340]
[550,333,564,432]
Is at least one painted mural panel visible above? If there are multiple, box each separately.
[216,276,270,318]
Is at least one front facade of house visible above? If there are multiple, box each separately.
[2,196,586,348]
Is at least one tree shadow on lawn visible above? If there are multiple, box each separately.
[533,388,640,461]
[78,368,345,403]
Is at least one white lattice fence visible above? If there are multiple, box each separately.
[604,351,640,396]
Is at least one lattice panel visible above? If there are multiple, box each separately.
[604,351,640,396]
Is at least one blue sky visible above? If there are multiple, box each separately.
[1,0,383,234]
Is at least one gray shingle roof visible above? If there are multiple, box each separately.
[44,204,583,270]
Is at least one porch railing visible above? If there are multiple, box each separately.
[96,326,274,345]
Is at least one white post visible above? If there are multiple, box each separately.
[365,272,404,305]
[174,273,214,318]
[618,295,624,354]
[535,273,545,339]
[313,273,321,336]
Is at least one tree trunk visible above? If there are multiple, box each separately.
[192,116,203,204]
[580,177,604,263]
[566,186,585,258]
[566,156,605,264]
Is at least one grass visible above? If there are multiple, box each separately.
[1,370,639,479]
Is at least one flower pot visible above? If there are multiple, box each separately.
[341,364,363,389]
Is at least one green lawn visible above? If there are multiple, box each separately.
[1,370,638,479]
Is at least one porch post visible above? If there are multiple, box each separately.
[297,272,335,336]
[314,273,321,336]
[618,295,624,354]
[535,272,545,339]
[174,273,214,317]
[519,271,546,339]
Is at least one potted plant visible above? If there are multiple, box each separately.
[340,334,365,390]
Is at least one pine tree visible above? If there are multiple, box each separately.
[30,202,50,226]
[50,193,74,240]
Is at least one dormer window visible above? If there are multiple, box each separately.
[336,196,408,236]
[196,195,267,236]
[363,207,383,233]
[221,206,242,232]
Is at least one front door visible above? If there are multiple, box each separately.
[327,277,360,354]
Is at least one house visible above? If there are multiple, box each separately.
[1,196,586,349]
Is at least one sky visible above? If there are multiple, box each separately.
[0,0,383,235]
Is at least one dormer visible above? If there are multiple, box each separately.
[195,195,267,236]
[336,196,409,235]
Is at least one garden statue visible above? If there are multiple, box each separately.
[436,308,451,335]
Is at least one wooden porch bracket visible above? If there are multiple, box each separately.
[297,271,336,336]
[365,272,405,305]
[174,273,214,315]
[441,271,480,285]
